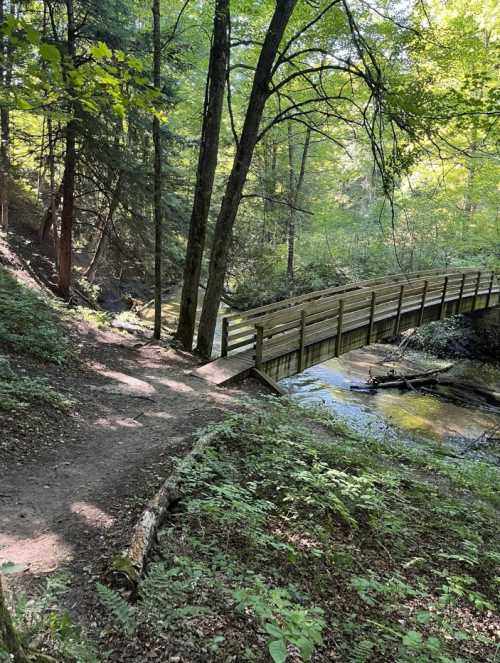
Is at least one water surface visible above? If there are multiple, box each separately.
[281,345,500,450]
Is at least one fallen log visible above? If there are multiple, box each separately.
[108,430,218,592]
[352,373,500,408]
[367,365,452,386]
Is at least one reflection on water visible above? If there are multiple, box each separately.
[281,345,500,448]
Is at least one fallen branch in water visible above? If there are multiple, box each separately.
[461,424,500,454]
[351,369,500,408]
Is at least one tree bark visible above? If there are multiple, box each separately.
[152,0,162,339]
[39,181,63,243]
[85,173,122,283]
[196,0,299,358]
[0,576,29,663]
[286,122,295,287]
[57,0,77,299]
[176,0,230,350]
[0,0,12,231]
[287,124,311,290]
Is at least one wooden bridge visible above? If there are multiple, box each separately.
[195,268,499,388]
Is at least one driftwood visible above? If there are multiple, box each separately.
[109,430,218,592]
[351,366,452,391]
[352,367,500,409]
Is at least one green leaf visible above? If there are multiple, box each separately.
[16,98,33,110]
[91,41,113,60]
[39,43,60,64]
[402,630,423,649]
[24,24,40,46]
[265,623,283,639]
[268,639,287,663]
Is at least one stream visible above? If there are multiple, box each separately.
[141,292,499,459]
[280,344,500,459]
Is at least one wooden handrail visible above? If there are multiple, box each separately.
[220,269,499,360]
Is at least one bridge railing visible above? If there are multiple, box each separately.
[220,269,499,365]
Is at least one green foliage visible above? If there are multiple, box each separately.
[4,572,98,662]
[71,306,112,330]
[132,398,499,661]
[0,357,72,411]
[96,583,136,636]
[0,268,68,363]
[234,582,325,662]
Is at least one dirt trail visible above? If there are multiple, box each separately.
[0,325,245,578]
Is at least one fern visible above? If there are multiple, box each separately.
[96,583,137,636]
[351,639,374,663]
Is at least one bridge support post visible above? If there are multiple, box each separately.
[335,299,344,357]
[457,273,466,313]
[439,276,449,320]
[367,292,376,344]
[472,271,481,311]
[418,280,428,326]
[394,284,405,335]
[255,325,264,370]
[486,272,495,309]
[298,309,306,372]
[221,318,229,357]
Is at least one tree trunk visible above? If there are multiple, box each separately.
[286,122,295,287]
[196,0,298,358]
[0,0,12,231]
[57,0,76,299]
[152,0,162,339]
[0,576,29,663]
[39,181,63,242]
[85,173,122,283]
[287,124,311,291]
[176,0,229,350]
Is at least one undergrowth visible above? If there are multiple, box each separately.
[98,399,499,662]
[0,565,97,662]
[0,355,73,411]
[0,267,68,363]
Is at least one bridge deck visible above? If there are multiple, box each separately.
[194,349,254,386]
[196,269,499,386]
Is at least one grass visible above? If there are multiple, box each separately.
[99,398,499,662]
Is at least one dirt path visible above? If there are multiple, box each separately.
[0,324,247,581]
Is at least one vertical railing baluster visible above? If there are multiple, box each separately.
[367,291,376,344]
[472,270,481,311]
[298,309,306,373]
[418,280,428,326]
[457,273,466,313]
[394,284,405,335]
[486,272,495,309]
[221,317,229,357]
[335,299,344,357]
[255,325,264,369]
[439,276,449,320]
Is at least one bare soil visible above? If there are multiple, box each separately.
[0,305,259,614]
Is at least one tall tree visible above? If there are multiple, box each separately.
[287,123,311,289]
[57,0,77,298]
[176,0,230,350]
[196,0,298,358]
[152,0,162,339]
[0,0,12,231]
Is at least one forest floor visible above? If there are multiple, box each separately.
[1,226,499,663]
[0,229,259,625]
